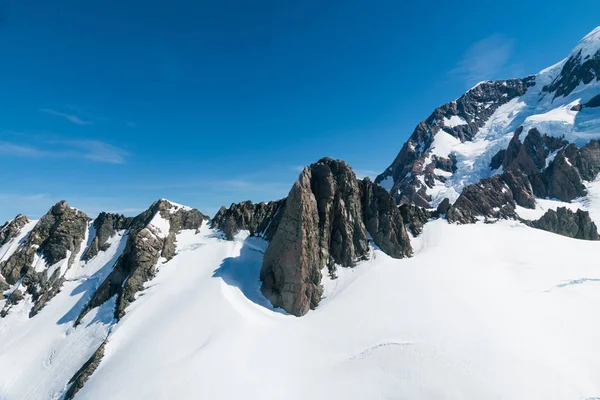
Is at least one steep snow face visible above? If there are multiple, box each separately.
[0,229,128,400]
[44,221,600,400]
[377,26,600,208]
[572,26,600,60]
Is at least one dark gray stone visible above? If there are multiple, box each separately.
[375,77,535,207]
[0,201,90,317]
[211,199,286,241]
[361,178,413,256]
[541,149,586,202]
[83,213,133,261]
[585,94,600,108]
[436,198,451,214]
[260,158,412,316]
[543,50,600,99]
[0,214,29,247]
[78,199,209,321]
[525,207,599,240]
[446,176,517,224]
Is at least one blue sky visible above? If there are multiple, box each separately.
[1,0,599,222]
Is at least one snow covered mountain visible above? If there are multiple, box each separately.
[376,27,600,214]
[2,28,600,400]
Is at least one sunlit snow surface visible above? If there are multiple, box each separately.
[423,58,600,208]
[2,220,598,399]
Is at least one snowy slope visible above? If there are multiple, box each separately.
[5,221,595,399]
[0,228,127,400]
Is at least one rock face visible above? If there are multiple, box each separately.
[542,49,600,99]
[0,214,29,247]
[399,203,435,236]
[526,207,599,240]
[79,199,208,321]
[540,149,586,201]
[0,201,89,317]
[260,158,412,316]
[361,179,413,257]
[446,175,517,224]
[83,212,133,261]
[375,77,535,206]
[211,200,286,240]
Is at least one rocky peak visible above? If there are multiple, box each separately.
[78,199,208,321]
[0,214,30,247]
[260,158,412,316]
[543,26,600,99]
[375,77,534,207]
[0,201,90,317]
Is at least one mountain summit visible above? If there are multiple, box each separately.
[375,26,600,212]
[2,27,600,400]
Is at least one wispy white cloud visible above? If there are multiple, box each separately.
[40,108,93,125]
[58,140,129,164]
[451,34,516,87]
[0,140,129,164]
[0,142,45,157]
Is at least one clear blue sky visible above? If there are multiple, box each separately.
[1,0,599,221]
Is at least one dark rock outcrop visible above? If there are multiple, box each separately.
[525,207,599,240]
[0,201,89,317]
[585,94,600,108]
[79,200,208,321]
[540,149,586,201]
[436,198,451,214]
[446,175,517,224]
[83,213,133,261]
[570,139,600,181]
[502,127,567,175]
[211,200,286,241]
[0,214,29,247]
[361,179,413,257]
[489,149,505,170]
[399,203,435,236]
[64,341,107,400]
[502,169,536,209]
[543,49,600,99]
[375,77,535,206]
[260,158,412,316]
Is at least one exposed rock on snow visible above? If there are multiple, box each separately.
[260,158,412,316]
[375,77,534,206]
[399,203,436,236]
[0,201,89,317]
[79,199,208,321]
[446,175,517,224]
[525,207,599,240]
[0,214,29,247]
[211,199,286,241]
[361,178,412,257]
[83,212,133,261]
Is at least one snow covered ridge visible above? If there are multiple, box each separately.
[3,203,600,398]
[375,26,600,211]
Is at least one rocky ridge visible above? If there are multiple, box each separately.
[78,199,208,322]
[215,158,413,316]
[0,201,90,317]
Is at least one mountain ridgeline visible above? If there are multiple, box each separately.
[2,26,600,400]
